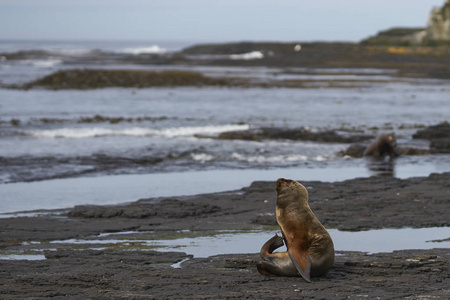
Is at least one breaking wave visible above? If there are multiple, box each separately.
[25,124,250,139]
[120,45,167,55]
[18,58,63,68]
[190,153,215,162]
[230,51,264,60]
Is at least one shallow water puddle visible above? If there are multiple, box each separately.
[0,254,47,260]
[2,227,448,261]
[146,227,450,257]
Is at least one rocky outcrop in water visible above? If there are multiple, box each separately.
[214,127,373,143]
[413,122,450,153]
[17,69,232,90]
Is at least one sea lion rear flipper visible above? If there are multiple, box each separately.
[288,250,312,283]
[260,234,284,259]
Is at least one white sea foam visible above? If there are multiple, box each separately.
[19,59,63,68]
[230,51,264,60]
[26,124,250,139]
[231,153,329,163]
[160,124,249,138]
[231,153,308,163]
[190,153,214,162]
[120,45,167,55]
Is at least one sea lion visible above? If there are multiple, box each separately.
[257,178,335,282]
[364,133,397,157]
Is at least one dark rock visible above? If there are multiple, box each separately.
[340,144,366,158]
[19,69,231,90]
[430,138,450,153]
[68,198,221,219]
[341,144,431,158]
[218,129,264,141]
[397,147,430,155]
[412,123,450,153]
[413,122,450,140]
[1,248,449,299]
[218,127,373,143]
[224,257,257,269]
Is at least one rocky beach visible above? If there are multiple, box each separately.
[1,173,449,299]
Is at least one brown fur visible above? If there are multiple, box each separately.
[257,178,335,282]
[364,133,397,157]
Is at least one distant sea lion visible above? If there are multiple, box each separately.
[364,133,397,157]
[257,178,335,282]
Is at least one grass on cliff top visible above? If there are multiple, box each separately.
[22,69,232,90]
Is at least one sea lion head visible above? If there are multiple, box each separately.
[275,178,308,206]
[379,133,397,157]
[385,133,396,148]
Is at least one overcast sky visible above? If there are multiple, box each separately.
[0,0,445,42]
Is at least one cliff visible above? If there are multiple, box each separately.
[426,0,450,41]
[362,1,450,45]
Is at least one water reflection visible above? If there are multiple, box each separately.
[365,156,395,177]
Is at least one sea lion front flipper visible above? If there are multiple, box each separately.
[288,250,312,283]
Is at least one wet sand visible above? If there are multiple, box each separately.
[1,172,449,298]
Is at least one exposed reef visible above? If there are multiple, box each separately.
[17,69,231,90]
[7,67,400,90]
[207,127,373,143]
[413,122,450,153]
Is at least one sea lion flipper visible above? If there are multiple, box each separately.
[260,234,285,259]
[288,250,312,283]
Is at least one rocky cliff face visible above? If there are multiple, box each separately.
[362,1,450,45]
[426,0,450,41]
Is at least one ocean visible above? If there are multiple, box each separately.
[1,39,449,214]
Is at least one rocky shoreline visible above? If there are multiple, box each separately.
[2,41,450,91]
[1,173,449,298]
